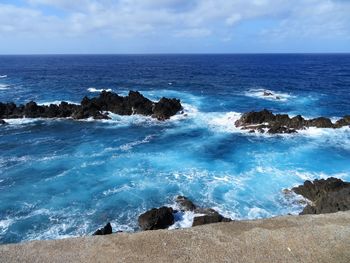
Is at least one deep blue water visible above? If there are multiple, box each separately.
[0,54,350,244]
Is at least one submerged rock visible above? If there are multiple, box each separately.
[93,222,113,235]
[235,109,349,134]
[192,208,232,227]
[0,91,183,121]
[292,177,350,215]
[138,207,174,230]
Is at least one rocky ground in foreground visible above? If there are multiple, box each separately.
[1,211,349,263]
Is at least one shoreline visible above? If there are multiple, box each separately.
[1,211,349,263]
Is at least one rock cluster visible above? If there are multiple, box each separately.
[0,91,182,121]
[235,109,350,134]
[292,177,350,215]
[138,196,231,231]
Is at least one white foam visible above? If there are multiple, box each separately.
[206,111,243,133]
[168,211,195,229]
[0,84,9,90]
[0,218,13,235]
[3,118,43,125]
[246,207,272,219]
[38,100,79,106]
[119,135,154,151]
[0,75,7,78]
[88,87,112,93]
[245,88,294,102]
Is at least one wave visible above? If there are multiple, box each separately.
[0,84,9,90]
[245,88,294,102]
[87,87,112,93]
[38,100,79,106]
[0,75,7,79]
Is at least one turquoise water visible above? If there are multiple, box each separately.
[0,54,350,243]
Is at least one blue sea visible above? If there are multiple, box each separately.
[0,54,350,244]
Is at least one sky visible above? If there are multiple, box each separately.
[0,0,349,54]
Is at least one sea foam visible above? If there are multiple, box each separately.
[245,88,294,102]
[88,87,112,93]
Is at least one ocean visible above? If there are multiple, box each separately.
[0,54,349,244]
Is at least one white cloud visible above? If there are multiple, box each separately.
[0,0,349,41]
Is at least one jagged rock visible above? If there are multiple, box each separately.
[335,116,350,128]
[263,91,274,96]
[235,110,348,134]
[0,119,7,125]
[93,222,113,235]
[138,207,174,230]
[175,196,196,211]
[152,97,182,120]
[192,208,232,227]
[308,117,334,128]
[292,177,350,215]
[0,91,182,121]
[268,126,297,134]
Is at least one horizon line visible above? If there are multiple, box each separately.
[0,52,350,56]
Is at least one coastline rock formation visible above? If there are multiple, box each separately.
[0,91,183,121]
[138,196,231,230]
[292,177,350,215]
[0,119,7,125]
[93,222,113,236]
[138,207,175,231]
[235,109,350,134]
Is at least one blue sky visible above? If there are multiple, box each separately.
[0,0,349,54]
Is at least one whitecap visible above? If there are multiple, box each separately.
[88,87,112,93]
[0,84,9,90]
[119,135,154,151]
[0,218,13,235]
[206,111,243,133]
[168,211,195,229]
[0,75,7,79]
[38,100,79,106]
[246,207,272,219]
[245,88,294,102]
[3,118,43,125]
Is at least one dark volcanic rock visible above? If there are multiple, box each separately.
[235,110,348,134]
[152,97,182,120]
[308,117,334,128]
[0,119,7,125]
[93,222,113,235]
[292,177,350,215]
[138,207,174,230]
[335,116,350,128]
[268,126,297,134]
[235,109,275,127]
[175,196,196,211]
[0,91,182,121]
[192,208,232,227]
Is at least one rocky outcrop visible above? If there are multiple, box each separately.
[235,109,349,134]
[192,208,232,227]
[0,91,183,121]
[292,178,350,215]
[0,119,7,125]
[138,207,174,231]
[175,196,231,227]
[93,222,113,235]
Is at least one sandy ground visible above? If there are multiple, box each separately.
[1,211,350,263]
